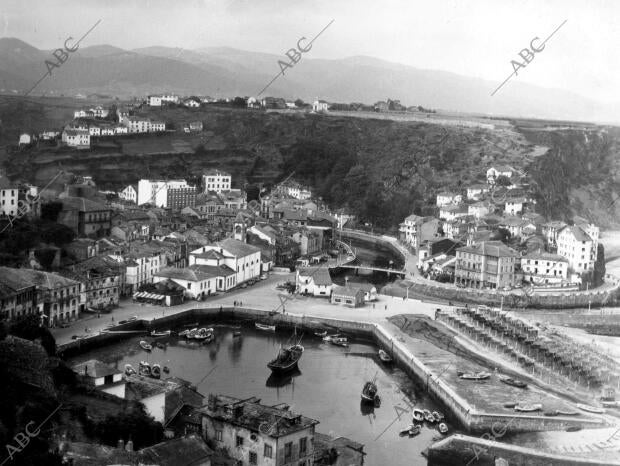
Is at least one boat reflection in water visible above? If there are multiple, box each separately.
[266,367,302,388]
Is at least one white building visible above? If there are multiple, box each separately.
[486,165,513,185]
[505,197,526,215]
[119,185,137,203]
[149,120,166,132]
[161,94,179,104]
[189,239,261,286]
[91,106,109,118]
[466,184,489,200]
[62,129,90,148]
[521,252,569,285]
[439,204,469,221]
[0,178,18,216]
[18,133,32,145]
[468,201,491,219]
[88,125,101,136]
[148,95,162,107]
[137,179,190,207]
[312,100,329,112]
[557,225,595,274]
[436,192,462,207]
[154,266,218,299]
[72,360,125,399]
[202,170,231,193]
[296,265,333,297]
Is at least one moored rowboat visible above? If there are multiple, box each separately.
[255,323,276,332]
[576,403,605,414]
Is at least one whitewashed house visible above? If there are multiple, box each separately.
[522,251,569,285]
[119,185,137,203]
[296,265,333,297]
[189,239,261,286]
[312,100,329,112]
[436,192,462,207]
[557,225,595,275]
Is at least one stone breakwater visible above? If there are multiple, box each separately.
[57,306,609,436]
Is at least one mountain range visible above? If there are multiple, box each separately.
[0,37,613,123]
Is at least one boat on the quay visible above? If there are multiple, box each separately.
[458,371,491,380]
[412,408,425,422]
[138,361,151,376]
[499,375,528,388]
[125,364,136,376]
[151,363,162,379]
[514,403,542,412]
[438,422,449,434]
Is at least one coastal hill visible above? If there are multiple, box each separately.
[4,98,620,229]
[0,38,615,122]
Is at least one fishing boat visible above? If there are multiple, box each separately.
[407,424,421,437]
[361,375,379,404]
[233,331,242,337]
[256,323,276,332]
[323,334,338,342]
[432,411,444,422]
[423,410,436,423]
[193,328,214,341]
[438,422,449,434]
[556,409,580,416]
[151,330,171,337]
[330,336,349,348]
[458,371,491,380]
[503,402,518,408]
[314,330,328,338]
[378,349,393,363]
[412,408,425,422]
[178,329,189,337]
[399,424,416,436]
[151,364,161,379]
[514,403,542,412]
[124,364,136,376]
[499,375,528,389]
[543,410,559,417]
[576,403,605,414]
[566,426,582,432]
[139,340,152,351]
[267,333,304,374]
[185,328,198,339]
[138,361,151,377]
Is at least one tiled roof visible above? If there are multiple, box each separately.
[523,252,568,262]
[61,196,108,212]
[560,225,592,242]
[139,435,213,465]
[219,238,261,257]
[191,264,236,277]
[331,285,365,298]
[191,249,228,260]
[298,265,332,286]
[155,267,211,282]
[0,267,80,289]
[457,241,519,258]
[72,359,122,378]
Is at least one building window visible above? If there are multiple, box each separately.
[236,435,244,447]
[285,442,292,461]
[249,452,257,464]
[264,444,272,458]
[299,437,307,456]
[216,430,222,442]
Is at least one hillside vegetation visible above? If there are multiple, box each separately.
[4,101,620,229]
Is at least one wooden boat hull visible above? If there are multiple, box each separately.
[256,323,276,332]
[576,404,605,414]
[500,377,528,388]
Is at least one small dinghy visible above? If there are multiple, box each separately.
[407,424,421,437]
[193,328,214,341]
[412,408,425,422]
[178,329,189,337]
[323,333,339,343]
[432,411,444,422]
[503,402,518,408]
[514,403,542,412]
[139,340,152,351]
[255,323,276,332]
[185,328,198,339]
[124,364,136,376]
[330,336,349,347]
[576,403,605,414]
[438,422,449,434]
[314,330,328,338]
[399,424,415,436]
[423,410,436,423]
[499,375,528,389]
[378,349,393,363]
[544,410,559,417]
[151,364,161,379]
[556,409,580,416]
[138,361,151,377]
[151,330,171,337]
[566,426,582,432]
[459,371,491,380]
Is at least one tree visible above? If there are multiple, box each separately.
[232,97,247,107]
[495,175,512,187]
[294,99,305,107]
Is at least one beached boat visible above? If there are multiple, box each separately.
[423,410,436,423]
[576,403,605,414]
[412,408,425,422]
[543,410,559,417]
[124,364,136,376]
[566,426,582,432]
[151,364,161,379]
[256,323,276,332]
[138,361,151,377]
[330,336,349,348]
[556,409,580,416]
[139,340,152,351]
[407,424,421,437]
[151,330,171,337]
[432,411,444,422]
[499,375,528,389]
[378,349,393,363]
[458,371,491,380]
[438,422,449,434]
[185,328,198,339]
[178,329,189,337]
[314,330,328,338]
[268,343,304,374]
[503,402,518,409]
[361,375,379,404]
[399,424,415,436]
[514,403,542,412]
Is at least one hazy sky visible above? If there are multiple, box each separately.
[1,0,616,103]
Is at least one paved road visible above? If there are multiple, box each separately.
[51,271,442,346]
